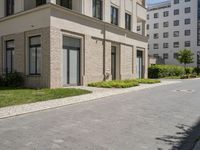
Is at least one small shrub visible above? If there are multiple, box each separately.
[185,67,193,75]
[148,65,185,78]
[2,72,25,87]
[193,67,200,75]
[0,76,6,86]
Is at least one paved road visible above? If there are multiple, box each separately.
[0,79,200,150]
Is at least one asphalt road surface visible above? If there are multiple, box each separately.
[0,79,200,150]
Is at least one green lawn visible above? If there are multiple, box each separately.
[0,87,91,108]
[88,79,160,88]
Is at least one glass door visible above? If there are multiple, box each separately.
[111,46,117,80]
[63,37,81,86]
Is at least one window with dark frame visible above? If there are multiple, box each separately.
[111,6,118,25]
[174,31,179,37]
[185,30,191,36]
[36,0,46,7]
[153,43,159,49]
[174,42,179,48]
[137,26,141,31]
[57,0,72,9]
[185,41,191,47]
[147,24,149,30]
[174,53,179,59]
[154,33,159,39]
[6,0,14,16]
[154,23,159,29]
[185,18,191,24]
[174,20,179,26]
[163,21,169,27]
[174,9,179,15]
[163,32,169,38]
[163,43,169,48]
[125,13,131,30]
[154,13,159,18]
[163,11,169,17]
[29,36,41,75]
[163,53,168,59]
[93,0,103,20]
[5,40,14,74]
[174,0,179,4]
[185,7,191,13]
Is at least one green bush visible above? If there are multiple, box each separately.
[88,79,160,88]
[88,80,139,88]
[193,67,200,75]
[133,79,161,84]
[0,76,5,86]
[148,65,185,78]
[185,67,193,74]
[0,72,24,87]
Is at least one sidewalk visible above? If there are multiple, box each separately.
[0,80,180,119]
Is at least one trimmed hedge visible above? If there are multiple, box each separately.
[148,65,185,78]
[88,80,139,88]
[88,79,160,88]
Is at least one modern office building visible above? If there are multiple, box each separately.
[0,0,148,88]
[147,0,199,66]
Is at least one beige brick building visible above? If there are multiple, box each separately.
[0,0,148,88]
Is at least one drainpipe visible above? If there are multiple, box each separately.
[103,23,106,81]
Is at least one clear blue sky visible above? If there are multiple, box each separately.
[147,0,167,4]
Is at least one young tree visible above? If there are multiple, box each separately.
[176,49,194,70]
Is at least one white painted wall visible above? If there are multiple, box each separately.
[0,0,5,18]
[15,0,24,13]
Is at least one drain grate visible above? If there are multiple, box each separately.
[173,89,195,93]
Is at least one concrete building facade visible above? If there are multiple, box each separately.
[147,0,199,66]
[0,0,148,88]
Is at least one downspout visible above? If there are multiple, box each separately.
[103,23,106,80]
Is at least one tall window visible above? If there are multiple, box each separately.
[174,20,179,26]
[163,32,169,38]
[174,9,179,15]
[93,0,103,20]
[111,6,118,25]
[163,53,168,59]
[163,11,169,17]
[5,40,14,73]
[36,0,46,6]
[154,23,159,29]
[57,0,72,9]
[6,0,14,16]
[185,7,191,13]
[29,36,41,75]
[163,22,169,27]
[174,42,179,48]
[154,13,159,18]
[185,30,191,36]
[125,13,131,30]
[174,31,179,37]
[174,0,179,4]
[185,18,191,25]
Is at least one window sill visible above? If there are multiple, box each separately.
[27,74,41,77]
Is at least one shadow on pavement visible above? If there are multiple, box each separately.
[156,118,200,150]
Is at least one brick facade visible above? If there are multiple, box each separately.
[0,26,147,88]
